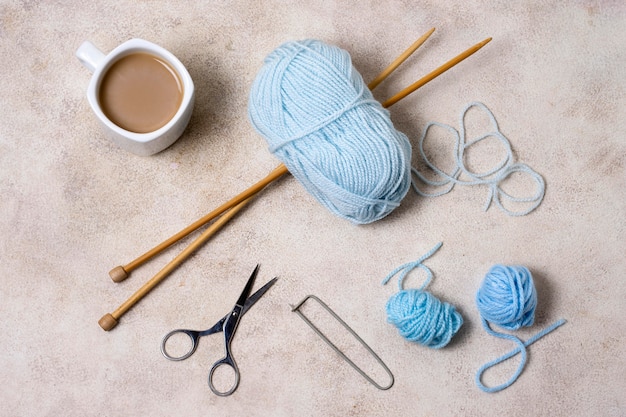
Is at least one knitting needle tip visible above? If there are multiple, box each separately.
[368,27,437,91]
[382,36,493,108]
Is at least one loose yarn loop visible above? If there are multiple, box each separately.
[382,243,463,349]
[412,102,546,216]
[248,39,412,224]
[475,265,566,393]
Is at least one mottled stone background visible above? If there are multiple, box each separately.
[1,1,624,416]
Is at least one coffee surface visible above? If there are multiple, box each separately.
[99,53,183,133]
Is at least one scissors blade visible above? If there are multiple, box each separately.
[234,264,261,308]
[203,266,276,336]
[242,277,278,315]
[200,265,278,336]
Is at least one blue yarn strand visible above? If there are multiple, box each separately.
[476,318,567,393]
[381,241,442,291]
[475,264,566,393]
[411,102,546,216]
[382,242,463,349]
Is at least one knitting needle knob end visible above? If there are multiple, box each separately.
[99,313,118,331]
[109,266,129,283]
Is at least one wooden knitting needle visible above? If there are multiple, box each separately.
[99,196,253,330]
[367,27,435,90]
[382,37,492,107]
[108,163,289,282]
[108,33,428,284]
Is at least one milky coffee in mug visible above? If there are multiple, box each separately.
[99,52,183,133]
[76,39,195,156]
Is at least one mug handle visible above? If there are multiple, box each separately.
[76,41,105,73]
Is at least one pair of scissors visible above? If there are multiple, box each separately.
[160,264,277,396]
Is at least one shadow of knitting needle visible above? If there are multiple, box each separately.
[100,30,490,331]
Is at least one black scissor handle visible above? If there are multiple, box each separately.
[208,354,240,396]
[160,329,201,361]
[207,303,244,396]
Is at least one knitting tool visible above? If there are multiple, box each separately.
[108,163,288,282]
[291,294,394,390]
[161,265,277,396]
[98,197,252,331]
[367,27,435,90]
[110,31,490,279]
[475,265,566,393]
[99,34,429,330]
[381,37,491,107]
[382,242,463,348]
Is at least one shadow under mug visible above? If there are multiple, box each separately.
[76,39,195,156]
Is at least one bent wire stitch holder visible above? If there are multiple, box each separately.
[290,294,394,390]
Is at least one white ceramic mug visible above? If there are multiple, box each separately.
[76,39,195,156]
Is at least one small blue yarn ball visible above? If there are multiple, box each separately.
[248,39,412,224]
[476,264,537,330]
[385,289,463,349]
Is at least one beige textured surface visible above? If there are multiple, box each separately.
[1,1,625,416]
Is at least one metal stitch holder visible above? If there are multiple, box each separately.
[290,294,394,390]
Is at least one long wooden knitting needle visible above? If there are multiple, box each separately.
[382,37,492,107]
[109,163,289,282]
[99,196,253,330]
[108,34,429,284]
[367,27,435,90]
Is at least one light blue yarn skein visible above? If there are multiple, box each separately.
[475,265,566,393]
[382,242,463,349]
[248,39,412,224]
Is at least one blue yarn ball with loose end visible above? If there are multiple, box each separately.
[248,39,412,224]
[474,264,566,393]
[476,264,537,330]
[386,289,464,349]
